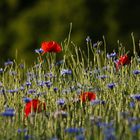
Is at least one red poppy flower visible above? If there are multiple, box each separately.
[41,41,62,54]
[24,99,46,117]
[115,54,130,70]
[80,92,96,102]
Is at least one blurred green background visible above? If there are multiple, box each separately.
[0,0,140,64]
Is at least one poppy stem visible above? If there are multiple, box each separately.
[39,55,43,63]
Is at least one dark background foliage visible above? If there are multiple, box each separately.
[0,0,140,64]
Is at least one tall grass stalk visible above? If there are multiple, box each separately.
[0,35,140,139]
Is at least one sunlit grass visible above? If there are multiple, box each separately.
[0,34,140,140]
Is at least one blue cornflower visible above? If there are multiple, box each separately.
[57,99,65,106]
[99,122,114,128]
[93,43,98,48]
[103,126,116,140]
[86,36,91,43]
[47,83,52,88]
[17,128,28,133]
[90,99,106,105]
[4,60,13,66]
[0,68,3,74]
[1,111,15,117]
[133,70,140,75]
[35,48,44,54]
[28,89,36,94]
[24,135,33,140]
[26,81,32,87]
[48,73,53,78]
[1,108,15,117]
[107,52,117,59]
[101,100,106,105]
[38,81,46,87]
[8,89,19,94]
[75,135,85,140]
[44,80,51,85]
[107,83,116,89]
[45,81,52,88]
[114,59,119,65]
[5,108,15,112]
[131,124,140,133]
[44,72,54,78]
[0,89,4,94]
[20,86,25,91]
[23,97,32,103]
[90,99,101,105]
[54,87,58,92]
[98,75,108,80]
[131,94,140,101]
[61,69,72,75]
[65,128,85,134]
[130,102,135,108]
[90,116,102,125]
[128,117,138,123]
[17,129,22,133]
